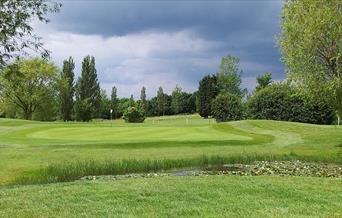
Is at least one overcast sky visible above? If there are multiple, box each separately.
[35,0,284,98]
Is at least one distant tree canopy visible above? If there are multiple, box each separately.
[0,50,337,125]
[129,94,135,107]
[140,86,147,114]
[123,106,145,123]
[256,72,272,92]
[217,55,246,97]
[0,58,58,120]
[196,55,247,119]
[99,89,111,120]
[0,0,61,67]
[156,87,168,116]
[279,0,342,120]
[171,85,184,114]
[111,86,119,118]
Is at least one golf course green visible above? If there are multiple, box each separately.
[0,115,341,216]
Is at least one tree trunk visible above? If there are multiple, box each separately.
[338,115,340,126]
[23,108,33,120]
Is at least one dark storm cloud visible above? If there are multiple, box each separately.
[52,1,280,40]
[43,0,284,96]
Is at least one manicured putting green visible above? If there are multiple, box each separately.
[28,126,251,142]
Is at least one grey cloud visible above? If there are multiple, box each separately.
[41,0,284,97]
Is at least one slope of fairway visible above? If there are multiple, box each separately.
[1,176,341,217]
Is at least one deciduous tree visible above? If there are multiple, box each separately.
[279,0,342,122]
[217,55,246,96]
[0,58,58,120]
[0,0,61,67]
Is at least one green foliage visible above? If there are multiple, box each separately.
[32,96,58,121]
[140,86,147,114]
[279,0,342,117]
[197,74,219,118]
[123,106,145,123]
[146,97,158,116]
[129,94,135,107]
[110,86,119,118]
[182,92,196,114]
[217,55,246,96]
[0,0,61,66]
[0,58,58,120]
[0,100,18,118]
[156,87,168,116]
[211,93,243,122]
[117,98,130,118]
[255,72,272,92]
[58,57,75,121]
[99,89,111,119]
[75,56,101,121]
[247,83,335,124]
[74,98,93,122]
[171,85,185,114]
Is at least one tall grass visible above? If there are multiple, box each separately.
[14,153,340,185]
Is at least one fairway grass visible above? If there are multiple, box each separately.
[1,115,342,217]
[1,176,341,217]
[0,115,342,184]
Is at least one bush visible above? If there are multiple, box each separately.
[247,83,335,124]
[211,93,244,122]
[123,107,145,123]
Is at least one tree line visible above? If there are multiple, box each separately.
[0,0,340,124]
[0,55,197,121]
[0,52,338,125]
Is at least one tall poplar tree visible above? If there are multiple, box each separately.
[59,57,75,121]
[75,55,101,121]
[140,86,147,114]
[156,87,167,116]
[110,86,119,118]
[129,94,135,107]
